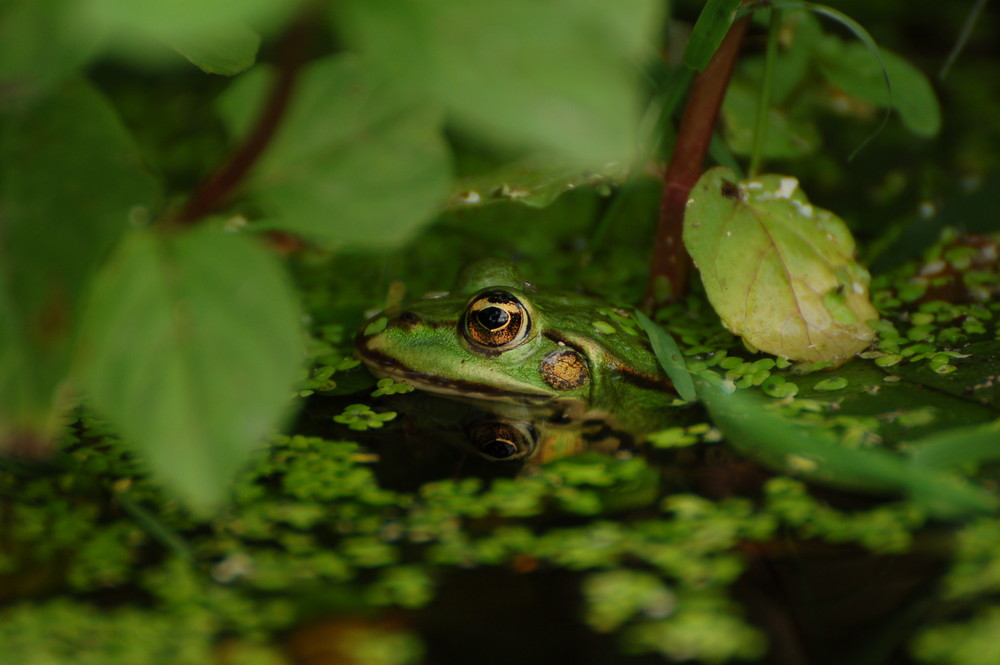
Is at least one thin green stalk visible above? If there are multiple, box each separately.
[749,8,782,177]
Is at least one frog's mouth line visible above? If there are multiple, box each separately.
[357,347,556,406]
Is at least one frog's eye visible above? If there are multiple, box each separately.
[463,290,531,350]
[469,420,537,462]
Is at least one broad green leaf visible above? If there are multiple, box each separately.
[164,22,260,76]
[697,379,997,518]
[740,11,823,107]
[447,158,629,210]
[82,0,293,35]
[683,167,877,364]
[334,0,662,166]
[0,0,102,103]
[683,0,741,70]
[909,420,1000,471]
[817,41,942,137]
[217,55,451,249]
[0,79,159,449]
[721,78,821,158]
[634,311,697,402]
[79,227,304,509]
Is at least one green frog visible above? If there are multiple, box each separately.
[355,258,675,463]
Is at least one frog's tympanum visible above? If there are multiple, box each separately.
[355,259,675,463]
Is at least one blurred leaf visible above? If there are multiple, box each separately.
[447,158,629,210]
[697,379,997,518]
[683,0,741,70]
[745,11,824,106]
[164,22,260,76]
[634,311,696,402]
[79,227,304,509]
[909,420,1000,471]
[817,41,942,137]
[0,78,159,447]
[750,1,914,155]
[870,174,1000,273]
[684,167,878,364]
[334,0,661,166]
[218,55,451,249]
[0,0,103,104]
[721,78,821,158]
[82,0,294,35]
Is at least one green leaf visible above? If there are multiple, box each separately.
[82,0,294,35]
[741,11,824,107]
[164,22,260,76]
[909,420,1000,471]
[334,0,661,166]
[721,78,821,158]
[217,55,451,249]
[817,41,942,137]
[697,379,997,518]
[79,227,304,509]
[447,157,630,210]
[683,167,878,364]
[634,311,697,402]
[0,0,103,104]
[77,0,290,74]
[745,1,907,154]
[0,79,159,448]
[683,0,741,70]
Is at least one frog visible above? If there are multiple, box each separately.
[355,258,676,463]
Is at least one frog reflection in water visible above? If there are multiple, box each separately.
[355,259,675,463]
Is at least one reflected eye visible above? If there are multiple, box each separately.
[469,420,537,462]
[464,290,531,350]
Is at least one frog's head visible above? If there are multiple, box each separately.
[355,258,594,457]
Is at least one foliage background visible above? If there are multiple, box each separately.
[3,0,1000,664]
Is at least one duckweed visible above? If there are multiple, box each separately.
[624,595,767,663]
[913,606,1000,665]
[333,404,398,431]
[8,230,1000,665]
[371,378,415,397]
[648,426,701,448]
[582,569,676,632]
[760,375,799,398]
[875,353,903,367]
[812,377,849,391]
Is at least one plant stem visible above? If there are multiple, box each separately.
[749,8,782,178]
[645,15,750,309]
[173,11,314,226]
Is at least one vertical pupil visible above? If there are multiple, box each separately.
[477,306,509,330]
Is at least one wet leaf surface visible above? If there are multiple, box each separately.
[684,167,878,364]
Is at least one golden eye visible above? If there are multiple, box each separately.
[464,290,531,350]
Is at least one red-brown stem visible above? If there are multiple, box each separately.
[645,16,750,308]
[173,12,314,226]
